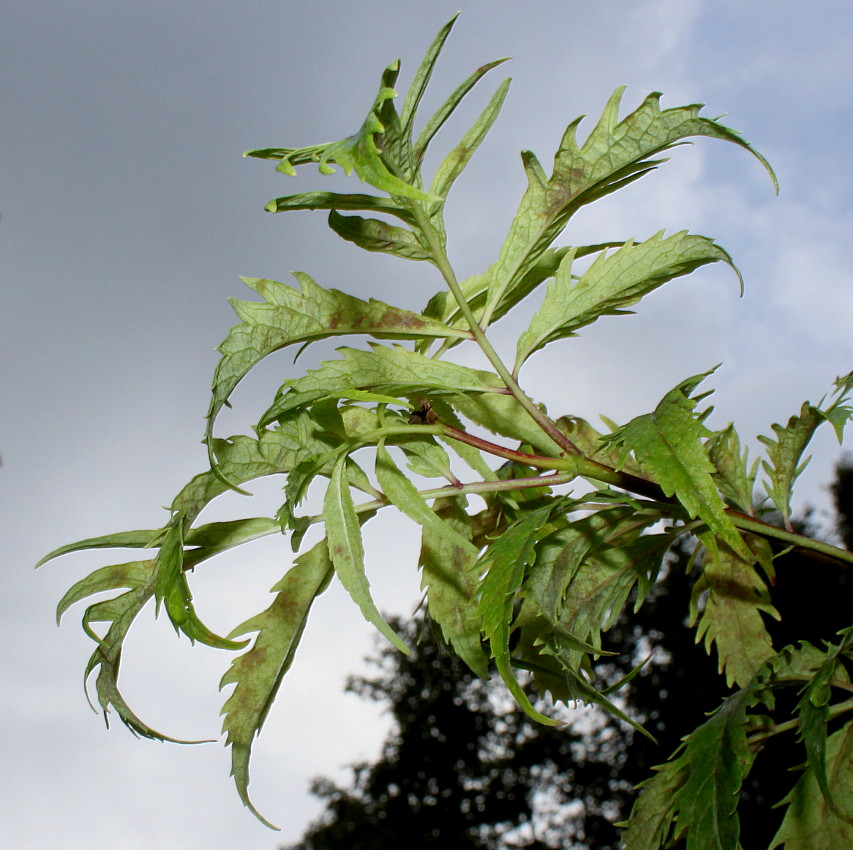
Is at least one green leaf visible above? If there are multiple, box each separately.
[220,539,334,830]
[759,377,853,527]
[208,274,467,448]
[428,77,511,209]
[758,402,825,528]
[526,508,668,657]
[375,441,477,555]
[70,559,200,743]
[770,721,853,849]
[623,688,757,850]
[418,496,489,678]
[478,86,776,328]
[515,231,740,370]
[324,454,408,654]
[692,537,779,688]
[707,424,759,515]
[262,191,415,224]
[396,433,456,481]
[257,344,562,456]
[478,501,566,726]
[793,629,853,815]
[38,529,164,567]
[327,210,433,260]
[413,55,510,167]
[602,371,751,560]
[245,60,431,201]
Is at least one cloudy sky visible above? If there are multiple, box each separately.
[3,1,853,847]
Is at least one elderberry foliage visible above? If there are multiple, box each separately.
[41,15,853,845]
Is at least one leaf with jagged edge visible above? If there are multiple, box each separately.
[57,558,199,743]
[526,508,669,661]
[759,377,853,528]
[793,628,853,816]
[619,756,689,850]
[418,496,489,678]
[219,538,335,830]
[206,274,468,453]
[474,86,775,329]
[692,536,779,688]
[155,421,342,643]
[515,231,740,371]
[707,424,759,515]
[257,344,563,457]
[245,60,431,201]
[324,453,409,655]
[51,517,285,744]
[327,210,433,260]
[602,370,752,561]
[478,500,568,726]
[770,720,853,849]
[621,686,759,850]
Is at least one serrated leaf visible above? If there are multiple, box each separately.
[477,86,775,328]
[707,424,758,514]
[245,59,431,201]
[208,274,467,447]
[555,414,648,480]
[396,434,455,480]
[692,537,779,688]
[478,501,565,725]
[793,629,853,814]
[324,454,408,654]
[515,231,739,370]
[759,377,853,527]
[770,721,853,849]
[526,508,668,658]
[327,210,432,260]
[258,343,562,456]
[74,559,199,743]
[220,539,334,830]
[758,402,824,528]
[620,757,689,850]
[418,496,489,678]
[603,371,751,560]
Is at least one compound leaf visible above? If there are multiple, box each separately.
[515,231,739,370]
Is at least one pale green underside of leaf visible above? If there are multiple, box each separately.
[770,720,853,849]
[693,538,779,689]
[515,231,739,370]
[603,371,751,560]
[258,344,562,456]
[324,454,409,655]
[477,85,776,329]
[418,496,489,678]
[220,539,334,830]
[207,274,468,445]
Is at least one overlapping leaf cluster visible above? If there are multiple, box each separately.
[41,16,853,844]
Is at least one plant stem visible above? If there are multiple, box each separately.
[406,199,580,457]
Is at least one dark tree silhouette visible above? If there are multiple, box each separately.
[282,461,853,850]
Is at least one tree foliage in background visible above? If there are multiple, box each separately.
[283,462,853,850]
[40,16,853,846]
